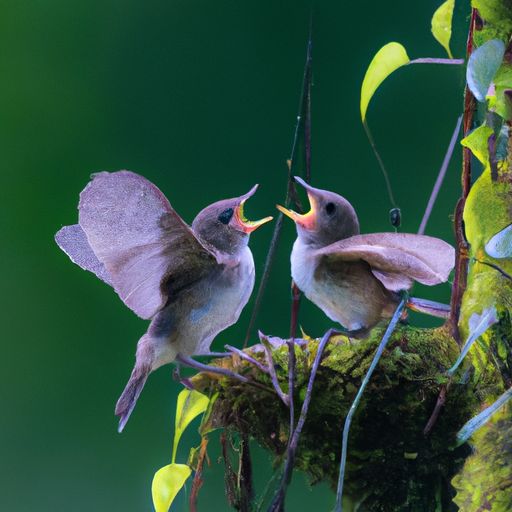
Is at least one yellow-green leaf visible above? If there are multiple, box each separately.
[360,42,410,121]
[172,389,209,463]
[431,0,455,59]
[152,463,191,512]
[460,124,494,165]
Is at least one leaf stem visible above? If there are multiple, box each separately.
[409,57,464,65]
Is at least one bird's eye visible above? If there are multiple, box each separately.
[325,202,336,216]
[218,208,234,225]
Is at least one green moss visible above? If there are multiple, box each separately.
[192,325,480,511]
[459,166,512,396]
[472,0,512,44]
[452,407,512,511]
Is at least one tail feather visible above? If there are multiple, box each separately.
[115,364,150,433]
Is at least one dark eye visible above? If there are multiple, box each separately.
[218,208,234,225]
[325,202,336,216]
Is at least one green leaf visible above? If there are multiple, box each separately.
[360,42,410,121]
[493,64,512,120]
[172,389,209,463]
[466,39,505,102]
[460,124,494,165]
[486,223,512,258]
[431,0,455,59]
[152,463,192,512]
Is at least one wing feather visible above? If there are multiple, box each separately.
[314,233,455,291]
[55,224,113,285]
[77,171,219,319]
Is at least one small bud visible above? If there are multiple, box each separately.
[390,207,401,228]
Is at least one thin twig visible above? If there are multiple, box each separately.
[289,282,302,340]
[287,339,296,439]
[476,258,512,282]
[423,384,448,436]
[334,296,407,512]
[418,115,463,235]
[189,437,209,512]
[259,332,290,406]
[268,329,337,512]
[243,30,313,348]
[176,355,271,393]
[363,121,398,208]
[225,345,269,373]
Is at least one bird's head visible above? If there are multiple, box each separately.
[192,184,273,255]
[277,177,360,247]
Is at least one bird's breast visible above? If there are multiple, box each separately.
[290,238,396,331]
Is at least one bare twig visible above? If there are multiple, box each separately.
[268,328,338,512]
[418,115,463,235]
[243,30,313,347]
[225,345,269,373]
[363,121,398,209]
[476,258,512,282]
[287,339,296,439]
[189,437,209,512]
[176,355,271,393]
[423,384,448,436]
[259,332,290,406]
[335,296,407,512]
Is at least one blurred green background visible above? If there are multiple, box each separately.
[1,1,468,510]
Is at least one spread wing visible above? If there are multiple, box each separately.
[55,224,113,285]
[74,170,219,319]
[314,233,455,292]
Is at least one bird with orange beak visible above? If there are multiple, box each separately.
[55,171,272,431]
[277,177,455,335]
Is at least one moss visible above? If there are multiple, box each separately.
[472,0,512,44]
[192,325,479,511]
[452,407,512,511]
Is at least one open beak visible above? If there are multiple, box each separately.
[234,184,273,233]
[276,176,317,230]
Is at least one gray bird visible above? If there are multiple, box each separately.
[277,177,455,335]
[55,171,272,431]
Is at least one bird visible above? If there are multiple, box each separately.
[277,177,455,335]
[55,170,272,431]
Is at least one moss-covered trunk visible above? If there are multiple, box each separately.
[191,2,512,510]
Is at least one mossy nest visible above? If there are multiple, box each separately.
[192,324,481,511]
